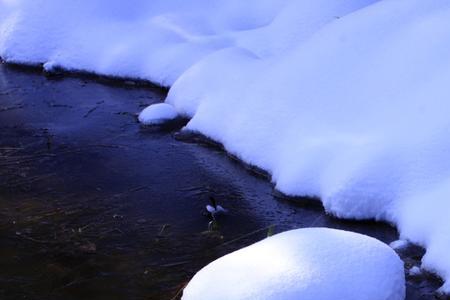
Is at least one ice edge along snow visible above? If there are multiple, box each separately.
[1,0,450,294]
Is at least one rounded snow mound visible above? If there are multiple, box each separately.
[183,228,405,300]
[138,103,178,125]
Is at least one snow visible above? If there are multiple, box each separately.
[167,1,450,291]
[390,240,409,251]
[182,228,405,300]
[408,266,422,277]
[138,103,178,125]
[0,0,374,86]
[206,205,226,215]
[2,0,450,293]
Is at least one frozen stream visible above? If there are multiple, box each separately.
[0,63,441,299]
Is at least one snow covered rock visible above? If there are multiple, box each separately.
[138,103,178,125]
[389,240,409,250]
[182,228,405,300]
[408,266,422,277]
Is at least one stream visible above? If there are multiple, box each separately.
[0,63,442,300]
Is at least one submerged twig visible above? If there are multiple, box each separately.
[215,224,278,249]
[170,282,189,300]
[83,106,98,118]
[0,104,24,112]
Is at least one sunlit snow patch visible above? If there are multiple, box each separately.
[183,228,405,300]
[138,103,178,125]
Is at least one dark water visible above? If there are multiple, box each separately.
[0,63,442,299]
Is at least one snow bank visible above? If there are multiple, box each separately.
[182,228,405,300]
[2,0,450,292]
[0,0,289,86]
[0,0,374,86]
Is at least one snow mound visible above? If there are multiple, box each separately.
[182,228,405,300]
[138,103,178,125]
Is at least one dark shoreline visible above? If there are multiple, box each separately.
[0,58,169,91]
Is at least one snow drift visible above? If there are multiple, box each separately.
[2,0,450,293]
[183,228,405,300]
[0,0,374,86]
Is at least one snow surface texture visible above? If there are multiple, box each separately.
[182,228,405,300]
[138,103,178,125]
[2,0,450,292]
